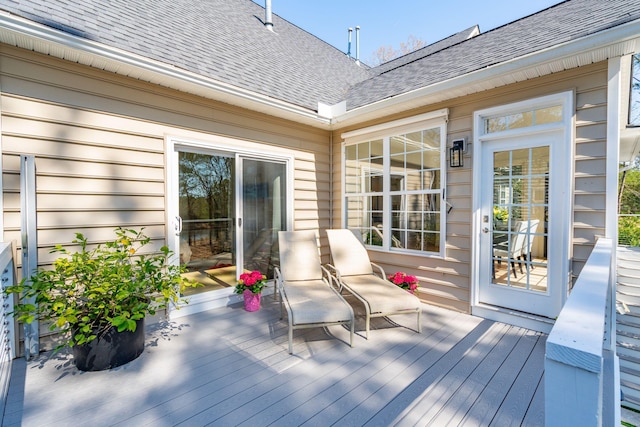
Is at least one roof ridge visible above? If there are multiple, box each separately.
[372,24,480,70]
[372,25,480,76]
[371,1,570,77]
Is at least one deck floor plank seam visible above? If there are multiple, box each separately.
[3,299,546,427]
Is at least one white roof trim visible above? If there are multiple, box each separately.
[341,108,448,140]
[0,11,332,129]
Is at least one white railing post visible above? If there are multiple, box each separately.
[545,238,617,426]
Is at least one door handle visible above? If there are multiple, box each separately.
[482,227,490,234]
[175,216,183,235]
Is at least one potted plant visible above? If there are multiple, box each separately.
[388,271,419,295]
[234,270,266,312]
[5,227,196,371]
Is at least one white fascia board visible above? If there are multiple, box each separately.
[331,18,640,128]
[0,12,331,129]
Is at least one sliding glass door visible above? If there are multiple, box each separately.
[173,146,288,298]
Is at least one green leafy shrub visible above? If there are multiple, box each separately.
[5,228,197,349]
[619,216,640,247]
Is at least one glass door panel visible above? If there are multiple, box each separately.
[491,147,549,292]
[241,158,286,279]
[178,151,236,295]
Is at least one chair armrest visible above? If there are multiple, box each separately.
[320,265,340,291]
[273,267,283,295]
[324,264,343,292]
[370,262,386,279]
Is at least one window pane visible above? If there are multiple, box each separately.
[390,136,404,154]
[345,196,364,227]
[370,139,384,157]
[357,141,370,159]
[422,128,440,149]
[423,150,440,169]
[406,151,422,172]
[423,194,440,212]
[424,232,439,252]
[391,194,404,211]
[406,172,422,190]
[390,174,404,191]
[346,144,357,161]
[486,116,507,133]
[405,131,422,149]
[535,106,562,124]
[508,112,533,129]
[485,105,562,134]
[631,54,640,125]
[423,170,440,190]
[423,212,440,231]
[392,229,406,249]
[407,231,422,250]
[345,158,360,193]
[390,153,404,169]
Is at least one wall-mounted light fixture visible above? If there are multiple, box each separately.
[449,139,465,168]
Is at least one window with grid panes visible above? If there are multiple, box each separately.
[344,120,446,255]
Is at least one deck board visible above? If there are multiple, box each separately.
[3,297,546,426]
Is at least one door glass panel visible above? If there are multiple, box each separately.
[491,147,549,292]
[179,152,235,295]
[242,159,286,279]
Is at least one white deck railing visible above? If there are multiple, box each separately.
[0,242,15,421]
[545,238,619,426]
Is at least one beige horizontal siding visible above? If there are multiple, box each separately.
[0,45,332,277]
[332,61,610,313]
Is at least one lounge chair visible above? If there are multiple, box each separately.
[325,229,422,339]
[274,230,355,354]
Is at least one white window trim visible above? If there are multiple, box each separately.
[341,110,449,257]
[164,134,294,316]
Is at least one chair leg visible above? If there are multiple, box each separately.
[349,319,355,348]
[288,320,293,354]
[417,309,422,333]
[510,260,517,278]
[365,315,370,340]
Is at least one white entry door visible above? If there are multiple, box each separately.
[477,131,565,318]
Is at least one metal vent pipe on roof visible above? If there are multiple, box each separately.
[265,0,273,31]
[355,25,360,62]
[347,27,353,57]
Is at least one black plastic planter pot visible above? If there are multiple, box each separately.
[72,318,145,371]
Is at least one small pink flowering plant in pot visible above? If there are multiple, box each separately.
[388,271,419,294]
[234,270,267,295]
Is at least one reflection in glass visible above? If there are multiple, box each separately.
[179,152,235,295]
[492,147,549,293]
[242,159,286,279]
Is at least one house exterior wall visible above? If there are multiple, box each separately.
[0,45,333,344]
[332,61,609,313]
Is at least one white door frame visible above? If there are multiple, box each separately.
[165,135,294,317]
[470,91,574,331]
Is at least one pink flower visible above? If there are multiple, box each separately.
[236,270,267,295]
[388,272,419,292]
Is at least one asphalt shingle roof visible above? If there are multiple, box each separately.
[2,0,640,114]
[0,0,372,111]
[346,0,640,110]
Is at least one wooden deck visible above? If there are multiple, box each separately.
[2,296,546,426]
